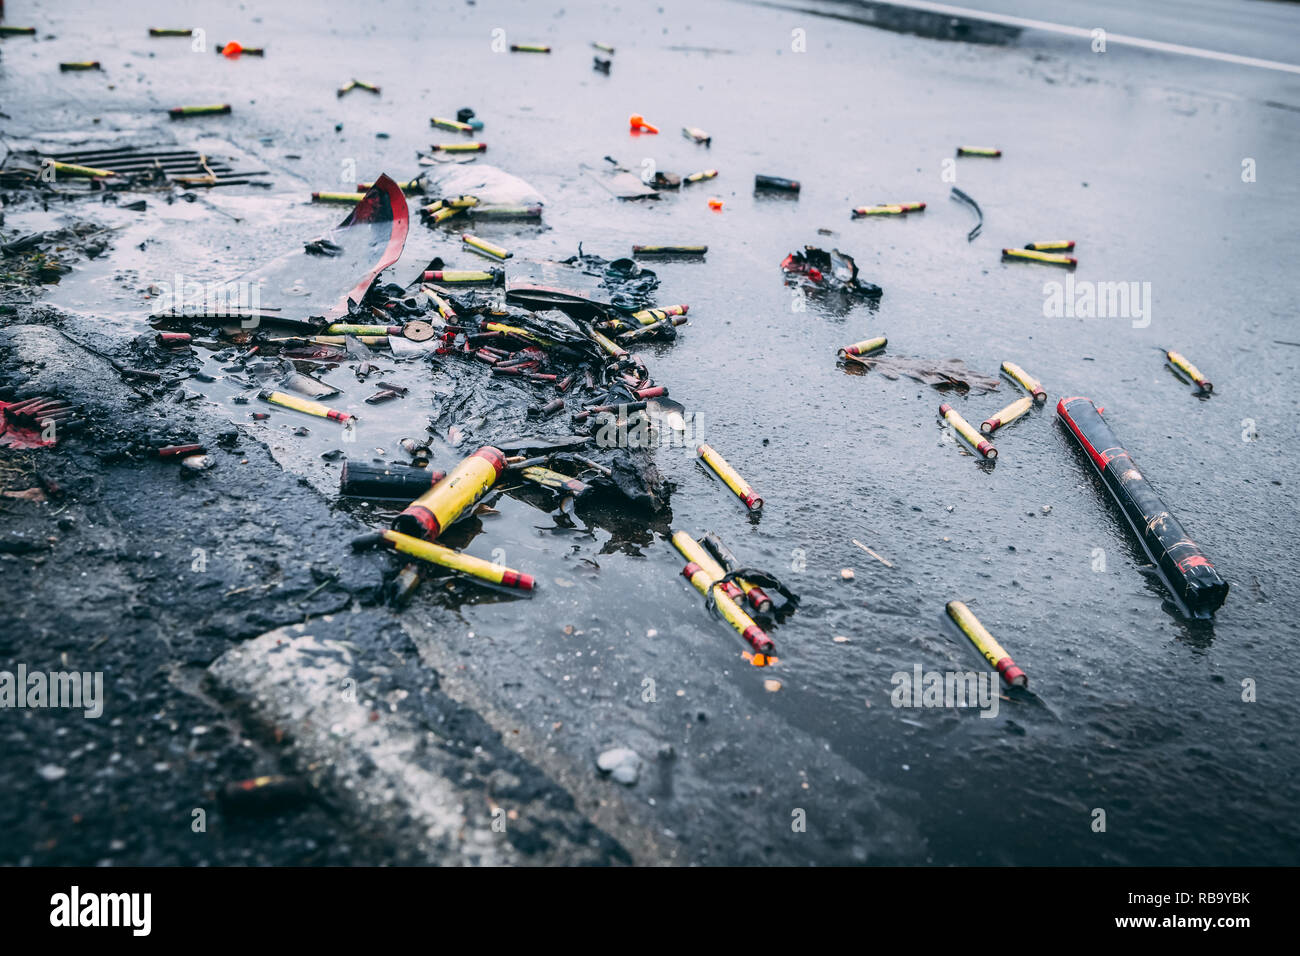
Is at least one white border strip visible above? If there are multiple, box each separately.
[834,0,1300,75]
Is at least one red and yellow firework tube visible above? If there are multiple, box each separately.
[1002,248,1076,267]
[392,446,505,540]
[681,562,775,655]
[980,395,1033,434]
[258,389,354,423]
[837,335,887,359]
[1001,361,1047,404]
[696,443,764,511]
[361,529,534,591]
[945,600,1027,688]
[671,531,745,603]
[939,403,996,459]
[631,304,689,325]
[1166,350,1212,392]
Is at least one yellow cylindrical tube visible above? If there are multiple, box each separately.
[852,205,905,217]
[1002,248,1076,267]
[44,161,116,178]
[258,389,355,423]
[939,403,996,459]
[956,146,1001,157]
[837,336,887,359]
[1166,350,1212,392]
[434,142,487,153]
[379,530,534,591]
[430,116,474,132]
[312,191,366,203]
[696,443,763,511]
[945,600,1027,687]
[1025,240,1075,251]
[980,395,1033,434]
[308,335,390,346]
[462,233,511,259]
[1001,361,1047,404]
[392,446,505,540]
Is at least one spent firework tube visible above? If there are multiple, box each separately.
[852,205,905,217]
[324,324,402,336]
[469,204,543,220]
[944,601,1028,688]
[837,335,887,359]
[340,461,446,499]
[1025,240,1075,252]
[681,561,775,655]
[312,192,366,203]
[683,169,718,184]
[956,146,1001,157]
[1166,350,1213,392]
[591,329,629,359]
[359,529,534,591]
[696,443,764,511]
[510,43,551,52]
[392,446,505,540]
[357,180,422,193]
[430,207,463,224]
[150,28,194,36]
[155,332,192,347]
[980,395,1034,435]
[462,234,512,259]
[430,116,473,132]
[520,466,590,497]
[671,532,745,603]
[701,531,774,613]
[258,389,354,423]
[422,269,496,283]
[631,304,688,325]
[169,104,232,119]
[939,403,997,459]
[45,161,116,178]
[60,61,102,71]
[1001,361,1047,404]
[632,244,707,256]
[1002,248,1076,267]
[434,142,487,152]
[755,174,799,192]
[896,201,926,212]
[682,126,711,144]
[1056,396,1229,614]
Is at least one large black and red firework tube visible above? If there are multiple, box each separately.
[1057,396,1228,615]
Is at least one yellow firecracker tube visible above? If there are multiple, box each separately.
[43,160,116,179]
[1002,248,1077,267]
[1166,350,1213,392]
[980,395,1034,434]
[258,390,355,423]
[462,234,511,259]
[940,403,997,459]
[393,446,506,540]
[696,443,763,511]
[433,142,487,153]
[1025,240,1075,251]
[837,336,887,359]
[1001,361,1047,404]
[366,529,534,591]
[684,169,718,183]
[852,205,905,217]
[312,191,365,204]
[957,146,1002,157]
[673,532,775,656]
[430,116,473,132]
[671,532,744,602]
[945,600,1027,687]
[631,305,688,325]
[590,329,628,359]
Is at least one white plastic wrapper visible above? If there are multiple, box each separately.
[421,163,545,207]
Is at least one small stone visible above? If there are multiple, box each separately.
[841,568,855,581]
[37,764,67,782]
[832,635,850,644]
[763,679,782,692]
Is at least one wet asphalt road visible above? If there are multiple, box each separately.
[3,0,1300,865]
